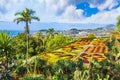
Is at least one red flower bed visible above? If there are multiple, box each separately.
[73,40,91,45]
[80,53,87,57]
[93,57,98,60]
[91,47,96,53]
[93,54,104,58]
[102,47,105,53]
[84,46,90,52]
[70,46,76,49]
[83,59,89,63]
[95,46,100,53]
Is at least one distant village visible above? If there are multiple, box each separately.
[36,25,114,38]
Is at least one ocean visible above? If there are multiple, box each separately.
[7,30,23,36]
[0,30,36,36]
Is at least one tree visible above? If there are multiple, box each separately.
[47,28,55,38]
[34,32,43,47]
[87,33,96,39]
[70,28,79,36]
[116,15,120,32]
[34,32,45,53]
[54,60,76,79]
[14,8,40,62]
[11,33,26,58]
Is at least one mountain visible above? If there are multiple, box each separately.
[105,24,115,29]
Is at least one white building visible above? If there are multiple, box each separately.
[76,31,89,37]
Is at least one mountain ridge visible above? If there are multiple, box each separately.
[0,21,115,31]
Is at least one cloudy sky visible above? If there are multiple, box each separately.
[0,0,120,24]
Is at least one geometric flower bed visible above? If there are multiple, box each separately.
[40,39,108,64]
[79,40,108,63]
[84,46,108,53]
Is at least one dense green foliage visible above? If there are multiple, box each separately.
[0,30,74,79]
[1,30,120,80]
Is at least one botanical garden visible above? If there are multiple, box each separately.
[0,8,120,80]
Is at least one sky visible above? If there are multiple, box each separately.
[0,0,120,24]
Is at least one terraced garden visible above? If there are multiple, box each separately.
[40,38,108,64]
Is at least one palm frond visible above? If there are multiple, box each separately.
[15,12,22,16]
[0,31,11,48]
[29,9,36,15]
[31,16,40,21]
[14,17,26,24]
[14,8,40,24]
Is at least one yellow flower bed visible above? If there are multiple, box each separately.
[47,54,60,63]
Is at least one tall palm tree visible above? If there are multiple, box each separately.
[14,8,40,62]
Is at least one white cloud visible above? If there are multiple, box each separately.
[98,0,118,10]
[0,0,26,21]
[0,0,119,24]
[85,0,119,11]
[56,3,120,24]
[58,5,84,23]
[0,0,46,21]
[81,7,120,24]
[44,0,69,15]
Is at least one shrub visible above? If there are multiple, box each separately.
[76,58,84,70]
[0,71,13,80]
[87,33,96,39]
[53,60,76,79]
[28,56,47,74]
[16,65,27,76]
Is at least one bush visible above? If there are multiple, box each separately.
[53,60,76,79]
[27,56,47,74]
[76,58,84,70]
[0,71,13,80]
[16,65,27,76]
[87,33,96,39]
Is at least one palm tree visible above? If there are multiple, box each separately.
[34,32,44,52]
[47,28,55,38]
[14,8,40,62]
[34,32,43,46]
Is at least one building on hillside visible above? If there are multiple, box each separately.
[77,31,89,37]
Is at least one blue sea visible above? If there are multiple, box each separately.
[1,30,36,36]
[6,30,24,36]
